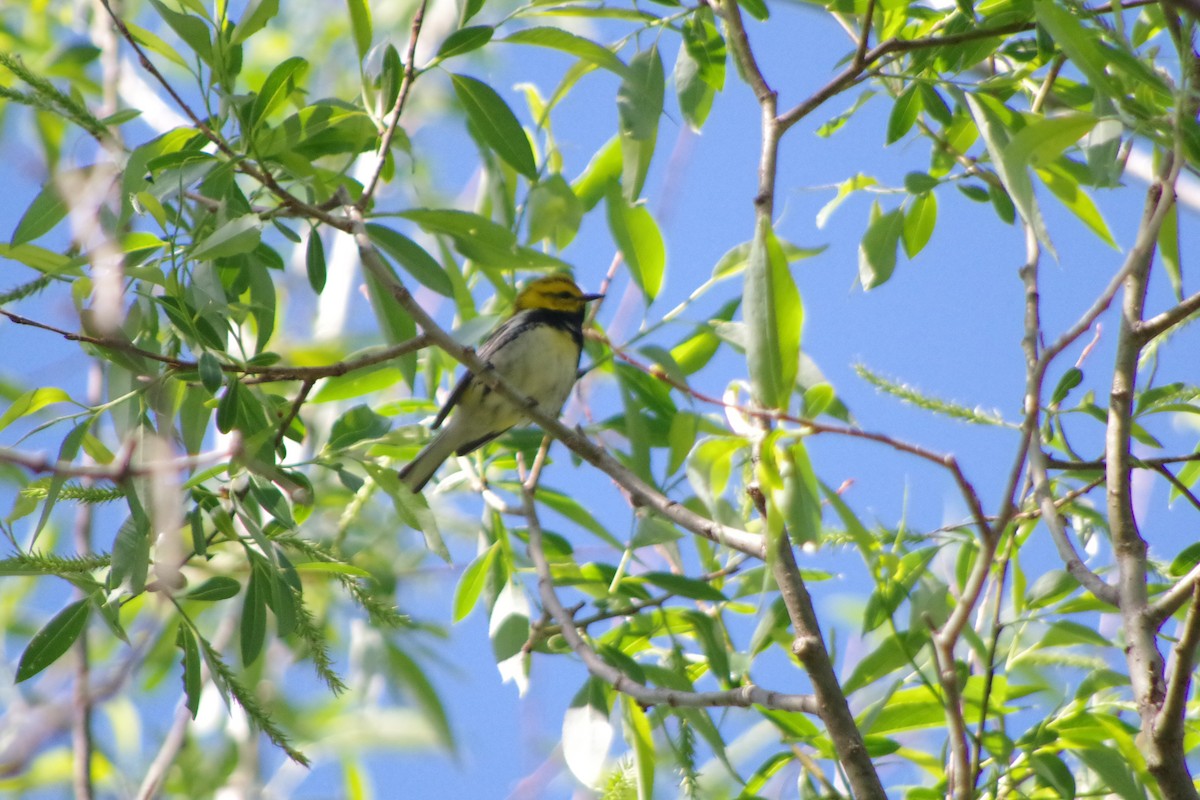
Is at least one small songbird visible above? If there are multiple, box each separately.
[399,274,603,491]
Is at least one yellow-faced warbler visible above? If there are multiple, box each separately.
[399,274,603,491]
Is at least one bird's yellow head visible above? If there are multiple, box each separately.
[513,274,603,314]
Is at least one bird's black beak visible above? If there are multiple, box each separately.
[583,293,604,302]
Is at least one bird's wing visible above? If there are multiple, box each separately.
[430,313,528,430]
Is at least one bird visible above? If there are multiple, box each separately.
[398,274,603,491]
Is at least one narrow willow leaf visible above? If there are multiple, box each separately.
[617,46,663,198]
[618,46,664,140]
[16,598,91,682]
[345,0,372,59]
[0,387,73,433]
[886,84,922,144]
[858,203,903,289]
[177,625,203,718]
[451,74,537,179]
[675,8,725,130]
[902,191,937,258]
[230,0,279,44]
[501,28,628,76]
[387,643,457,751]
[435,25,493,60]
[526,174,583,249]
[191,215,262,260]
[249,56,307,129]
[149,0,212,64]
[1037,165,1118,249]
[963,93,1054,255]
[573,136,622,211]
[605,184,665,302]
[1158,202,1182,300]
[366,223,453,297]
[305,228,326,293]
[241,566,268,666]
[452,543,498,622]
[622,695,655,799]
[744,223,801,409]
[12,182,67,245]
[198,351,223,394]
[1033,0,1118,98]
[563,680,612,786]
[186,575,242,601]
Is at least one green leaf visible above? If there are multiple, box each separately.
[563,680,613,786]
[1050,367,1083,406]
[328,404,391,449]
[963,93,1054,255]
[149,0,212,64]
[32,419,90,540]
[400,208,568,271]
[526,174,583,249]
[622,695,655,800]
[617,46,663,199]
[305,229,327,293]
[1033,1,1117,99]
[858,204,903,290]
[198,352,223,394]
[902,192,937,259]
[572,136,622,211]
[12,181,68,245]
[436,25,493,60]
[217,379,241,433]
[501,27,628,76]
[843,630,929,694]
[639,571,727,601]
[16,598,91,682]
[177,625,203,718]
[345,0,372,59]
[675,8,725,130]
[903,171,939,195]
[451,73,537,179]
[0,387,73,433]
[366,224,453,297]
[1037,164,1118,249]
[886,84,922,144]
[361,258,418,385]
[191,215,262,260]
[250,56,307,129]
[453,543,499,622]
[241,566,268,666]
[386,643,456,752]
[744,224,801,409]
[186,576,242,601]
[618,46,664,141]
[605,184,665,302]
[1158,202,1182,300]
[231,0,279,44]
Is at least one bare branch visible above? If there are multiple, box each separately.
[1154,585,1200,766]
[1138,289,1200,341]
[521,482,814,713]
[0,441,236,482]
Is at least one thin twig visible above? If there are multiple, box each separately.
[520,481,815,713]
[347,205,766,557]
[0,441,236,482]
[96,0,348,228]
[357,0,429,208]
[274,379,315,449]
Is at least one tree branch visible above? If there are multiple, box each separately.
[347,207,765,558]
[357,0,428,208]
[521,481,814,713]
